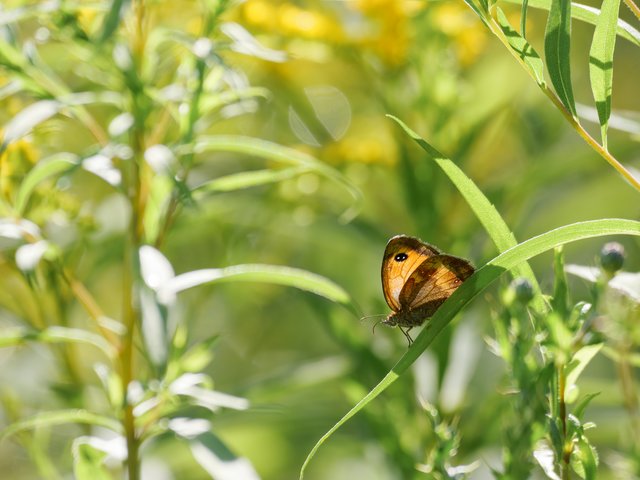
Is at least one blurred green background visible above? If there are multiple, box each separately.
[1,0,639,479]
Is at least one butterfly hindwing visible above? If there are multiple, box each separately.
[381,235,440,311]
[399,254,475,309]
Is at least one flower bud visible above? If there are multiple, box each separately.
[511,278,534,304]
[600,242,625,274]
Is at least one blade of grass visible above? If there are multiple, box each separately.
[300,218,640,478]
[545,0,577,117]
[389,115,546,313]
[589,0,622,149]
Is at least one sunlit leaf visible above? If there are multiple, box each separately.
[496,7,545,86]
[502,0,640,47]
[189,135,362,222]
[0,326,115,358]
[565,344,603,401]
[545,0,577,116]
[589,0,621,147]
[192,167,309,195]
[189,432,260,480]
[1,100,61,151]
[73,435,127,480]
[2,410,122,439]
[15,153,78,215]
[157,264,354,310]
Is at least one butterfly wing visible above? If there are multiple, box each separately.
[398,254,475,310]
[381,235,441,312]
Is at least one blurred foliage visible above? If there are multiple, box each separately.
[0,0,639,479]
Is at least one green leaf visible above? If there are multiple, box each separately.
[188,431,260,480]
[192,167,309,195]
[573,392,600,419]
[300,218,640,479]
[99,0,130,42]
[565,344,603,400]
[188,135,362,222]
[502,0,640,47]
[2,410,122,439]
[142,173,173,245]
[0,326,115,358]
[589,0,621,148]
[72,438,112,480]
[388,115,546,314]
[158,264,356,313]
[1,100,62,153]
[545,0,577,116]
[15,153,78,215]
[496,7,545,86]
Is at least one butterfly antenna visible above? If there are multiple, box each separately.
[371,319,384,335]
[360,314,385,323]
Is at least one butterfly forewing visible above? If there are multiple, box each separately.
[381,235,440,311]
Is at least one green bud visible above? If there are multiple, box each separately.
[511,278,534,304]
[599,242,625,274]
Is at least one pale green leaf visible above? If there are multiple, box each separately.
[589,0,621,147]
[496,7,545,86]
[15,153,78,215]
[158,264,355,311]
[2,410,122,439]
[545,0,577,116]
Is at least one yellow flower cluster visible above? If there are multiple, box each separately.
[241,0,343,41]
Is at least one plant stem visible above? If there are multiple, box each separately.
[558,366,571,480]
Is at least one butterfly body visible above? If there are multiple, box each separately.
[381,235,474,331]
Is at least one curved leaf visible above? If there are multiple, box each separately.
[15,153,79,215]
[545,0,576,116]
[2,410,122,439]
[188,135,362,222]
[157,264,355,311]
[300,218,640,478]
[589,0,621,148]
[0,326,115,358]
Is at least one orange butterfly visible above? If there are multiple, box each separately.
[381,235,474,343]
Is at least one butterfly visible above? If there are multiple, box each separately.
[381,235,474,344]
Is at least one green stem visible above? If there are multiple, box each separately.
[558,366,571,480]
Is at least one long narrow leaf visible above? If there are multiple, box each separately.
[158,264,356,312]
[589,0,622,148]
[502,0,640,47]
[192,167,309,196]
[0,326,115,358]
[496,7,545,86]
[300,218,640,478]
[188,135,362,222]
[545,0,577,116]
[15,153,79,215]
[389,115,546,313]
[2,410,122,439]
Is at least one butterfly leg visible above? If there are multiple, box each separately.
[398,326,414,346]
